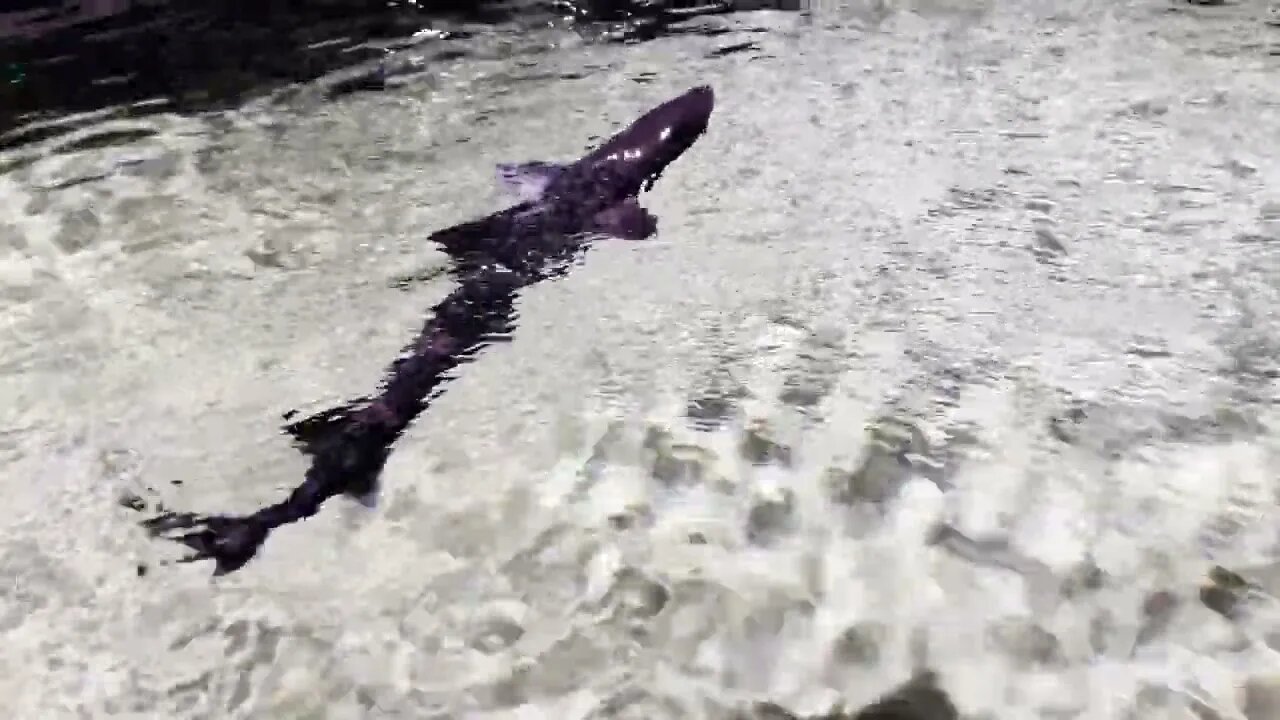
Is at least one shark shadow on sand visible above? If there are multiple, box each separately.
[135,85,716,576]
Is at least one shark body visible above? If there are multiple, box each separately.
[141,85,716,575]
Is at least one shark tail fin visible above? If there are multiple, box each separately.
[280,401,383,508]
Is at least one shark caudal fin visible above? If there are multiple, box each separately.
[495,161,566,201]
[281,402,383,508]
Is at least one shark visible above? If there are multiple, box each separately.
[139,84,716,576]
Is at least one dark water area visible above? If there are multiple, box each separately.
[0,0,523,144]
[0,0,800,150]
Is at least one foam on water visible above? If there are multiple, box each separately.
[4,1,1280,718]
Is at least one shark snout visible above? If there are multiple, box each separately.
[671,85,714,130]
[682,85,715,114]
[636,85,712,158]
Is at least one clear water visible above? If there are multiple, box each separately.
[3,1,1280,718]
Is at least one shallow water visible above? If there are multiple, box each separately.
[3,0,1280,718]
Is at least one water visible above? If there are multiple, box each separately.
[3,0,1280,717]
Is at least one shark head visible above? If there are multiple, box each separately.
[489,85,715,242]
[583,84,716,194]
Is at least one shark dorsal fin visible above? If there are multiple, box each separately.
[495,161,566,201]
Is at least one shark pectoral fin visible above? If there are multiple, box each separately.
[591,197,658,241]
[348,478,382,509]
[495,161,565,201]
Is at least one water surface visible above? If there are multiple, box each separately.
[3,1,1280,718]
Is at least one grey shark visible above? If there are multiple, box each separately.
[140,84,716,575]
[432,84,715,273]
